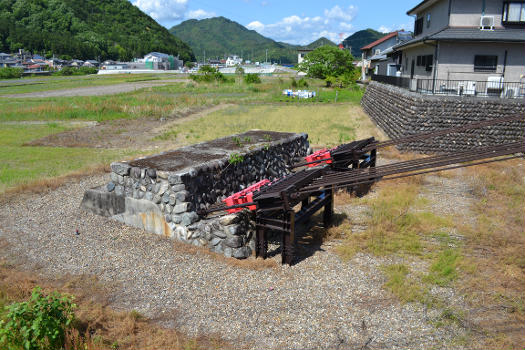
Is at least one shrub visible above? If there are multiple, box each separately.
[0,67,23,79]
[244,73,261,84]
[290,77,297,88]
[325,76,336,87]
[229,153,244,164]
[55,66,74,76]
[189,65,233,83]
[77,66,98,75]
[52,66,97,76]
[235,66,245,75]
[0,287,76,350]
[297,77,309,88]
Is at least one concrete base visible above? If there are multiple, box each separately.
[81,187,172,237]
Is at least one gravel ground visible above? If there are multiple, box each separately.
[0,175,465,349]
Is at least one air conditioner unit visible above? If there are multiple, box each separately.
[480,15,494,30]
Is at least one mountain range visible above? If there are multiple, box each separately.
[0,0,386,65]
[170,17,386,64]
[0,0,194,62]
[169,17,309,64]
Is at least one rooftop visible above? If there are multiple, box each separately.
[393,27,525,50]
[361,32,399,51]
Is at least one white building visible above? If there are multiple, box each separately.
[226,55,243,66]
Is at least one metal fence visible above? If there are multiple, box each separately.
[371,74,411,89]
[416,79,525,99]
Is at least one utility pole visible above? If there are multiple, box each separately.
[265,49,268,64]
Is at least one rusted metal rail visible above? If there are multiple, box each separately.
[202,116,524,265]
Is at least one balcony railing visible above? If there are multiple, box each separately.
[416,79,525,99]
[371,74,410,89]
[371,75,525,99]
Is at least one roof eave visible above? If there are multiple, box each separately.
[406,0,440,16]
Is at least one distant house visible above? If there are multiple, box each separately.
[83,60,100,67]
[45,58,65,69]
[69,59,84,67]
[297,49,313,64]
[388,0,525,95]
[225,55,242,66]
[360,31,413,80]
[0,53,18,68]
[100,62,128,70]
[144,52,182,70]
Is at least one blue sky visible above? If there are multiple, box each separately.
[130,0,422,45]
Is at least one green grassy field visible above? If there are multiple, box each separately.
[0,123,131,192]
[0,74,366,192]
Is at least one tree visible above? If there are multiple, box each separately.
[297,45,356,79]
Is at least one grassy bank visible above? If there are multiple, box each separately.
[158,103,382,147]
[0,123,132,192]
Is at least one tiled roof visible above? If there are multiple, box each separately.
[393,27,525,50]
[361,31,398,50]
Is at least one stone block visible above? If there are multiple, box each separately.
[173,202,189,214]
[111,162,130,176]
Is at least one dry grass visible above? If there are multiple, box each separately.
[454,159,525,349]
[0,250,225,350]
[331,155,525,349]
[335,176,435,259]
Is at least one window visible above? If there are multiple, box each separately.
[426,13,431,28]
[414,17,424,35]
[474,55,498,71]
[416,55,433,71]
[503,2,525,23]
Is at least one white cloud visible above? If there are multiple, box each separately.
[132,0,188,22]
[339,22,353,30]
[378,25,390,33]
[245,5,358,45]
[247,20,265,31]
[187,9,216,19]
[377,22,413,33]
[324,5,356,22]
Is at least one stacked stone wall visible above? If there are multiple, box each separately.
[361,82,524,153]
[83,132,309,259]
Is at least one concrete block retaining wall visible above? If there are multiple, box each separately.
[82,131,309,259]
[361,82,524,153]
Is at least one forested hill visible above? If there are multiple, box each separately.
[0,0,194,62]
[170,17,312,64]
[306,37,336,49]
[342,29,386,57]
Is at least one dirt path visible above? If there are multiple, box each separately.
[25,104,233,150]
[1,81,171,98]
